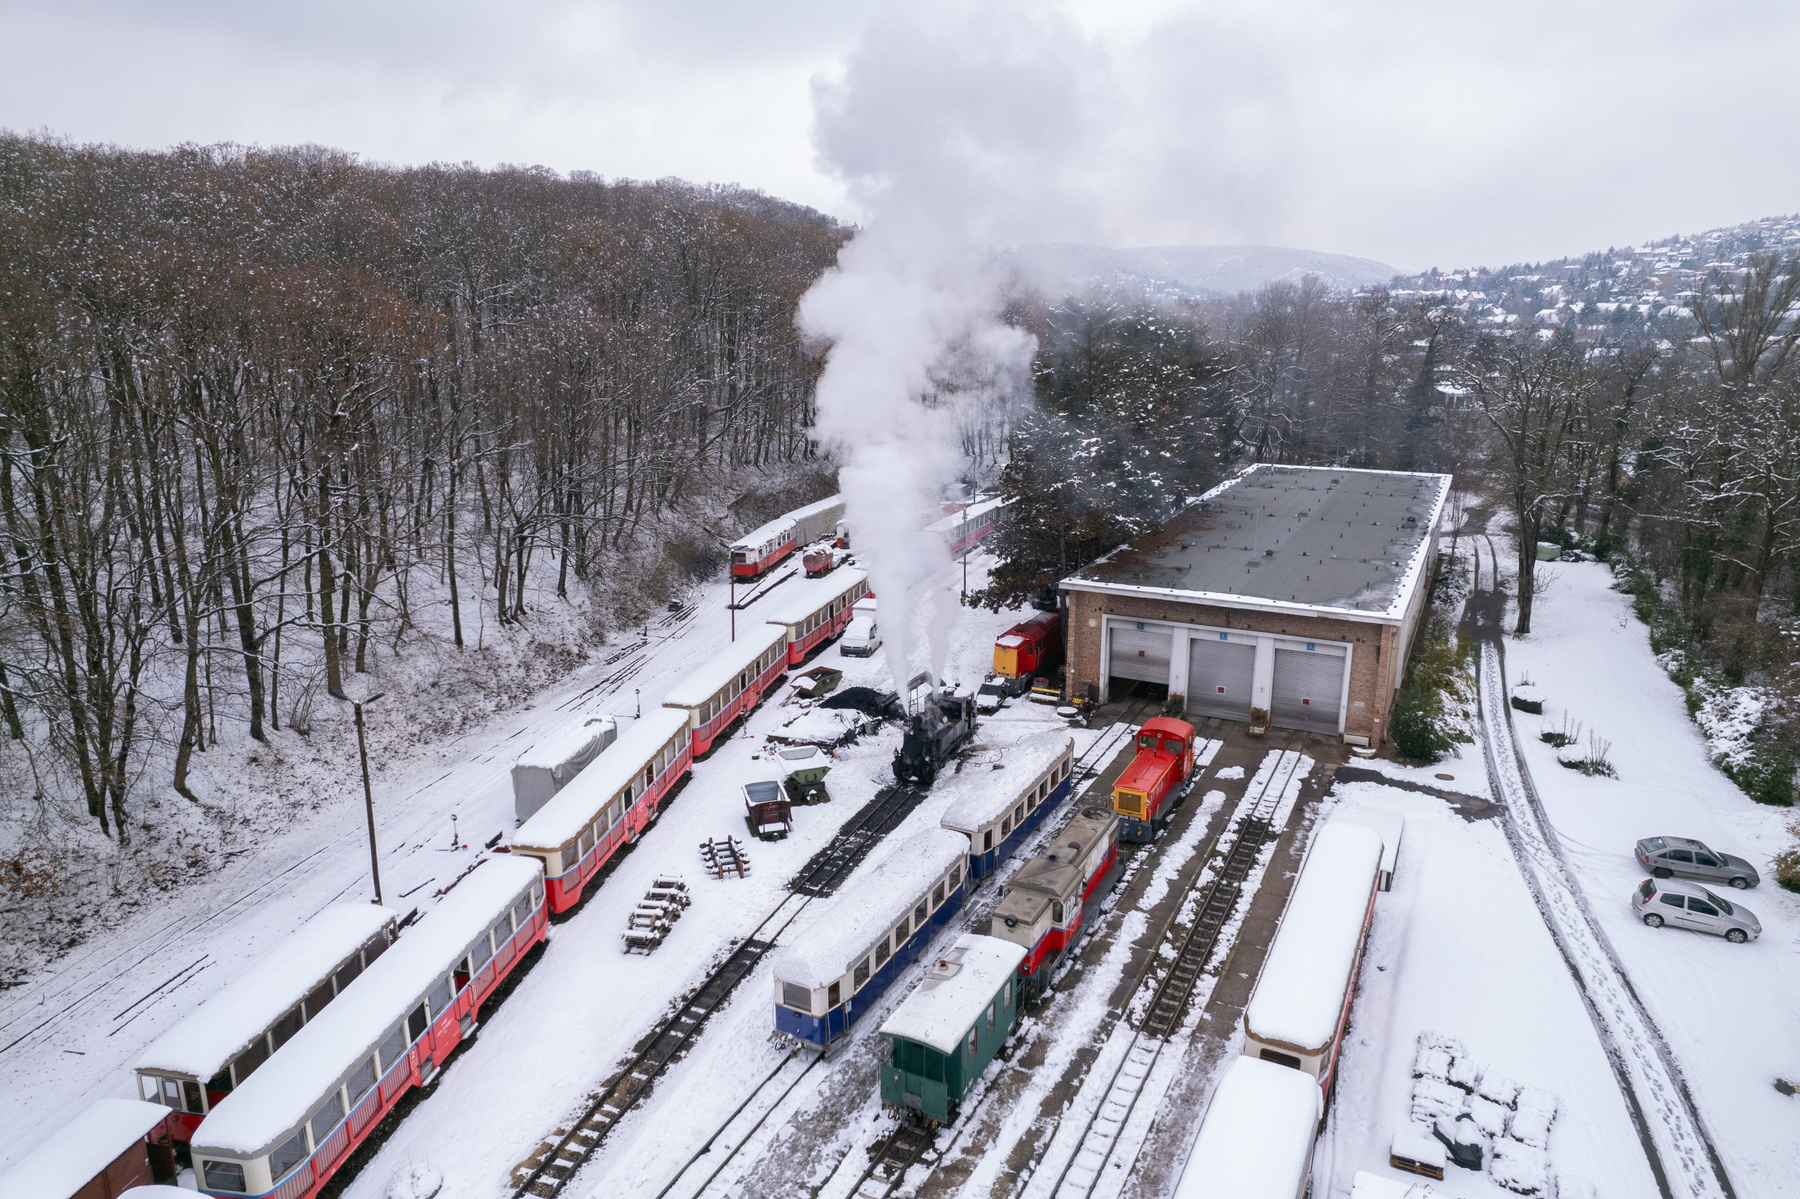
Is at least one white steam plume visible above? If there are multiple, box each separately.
[799,0,1100,697]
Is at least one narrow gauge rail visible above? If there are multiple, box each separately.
[518,709,1150,1199]
[1031,741,1310,1199]
[663,707,1157,1199]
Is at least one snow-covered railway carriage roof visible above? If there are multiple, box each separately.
[1243,820,1383,1054]
[786,494,844,525]
[662,625,787,709]
[135,904,395,1083]
[938,730,1072,835]
[0,1099,172,1199]
[1172,1056,1320,1199]
[924,495,1010,535]
[190,858,541,1157]
[729,514,797,553]
[879,934,1026,1055]
[759,568,868,629]
[514,709,690,851]
[773,829,969,990]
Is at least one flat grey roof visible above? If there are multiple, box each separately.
[1064,465,1450,621]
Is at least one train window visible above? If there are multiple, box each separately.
[138,1074,157,1103]
[983,830,994,851]
[407,1002,429,1043]
[303,980,335,1020]
[950,864,962,888]
[184,1079,204,1113]
[1014,804,1025,824]
[1053,902,1065,925]
[827,982,841,1007]
[967,1029,977,1059]
[232,1037,270,1085]
[1002,817,1012,837]
[781,982,812,1011]
[428,978,453,1017]
[492,919,511,947]
[201,1160,247,1193]
[987,1000,996,1032]
[378,1025,407,1073]
[334,957,363,993]
[308,1090,345,1146]
[269,1131,308,1181]
[854,958,871,988]
[578,828,594,858]
[913,901,928,927]
[155,1075,179,1108]
[346,1054,378,1105]
[874,937,891,966]
[513,896,532,929]
[531,884,543,909]
[933,883,945,908]
[471,931,494,968]
[364,932,390,964]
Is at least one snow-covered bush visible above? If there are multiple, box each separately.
[1774,845,1800,895]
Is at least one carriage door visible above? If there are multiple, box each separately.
[1187,634,1255,722]
[1271,644,1347,734]
[1108,622,1172,695]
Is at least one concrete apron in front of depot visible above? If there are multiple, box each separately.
[915,716,1348,1199]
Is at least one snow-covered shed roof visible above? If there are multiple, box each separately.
[879,934,1026,1056]
[514,708,690,850]
[662,625,787,708]
[772,829,968,990]
[1244,820,1384,1052]
[0,1099,169,1199]
[1064,465,1450,624]
[136,903,393,1081]
[759,569,868,628]
[190,857,540,1157]
[939,730,1071,834]
[512,716,615,771]
[1172,1057,1321,1199]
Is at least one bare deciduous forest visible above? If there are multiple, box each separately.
[4,127,1797,969]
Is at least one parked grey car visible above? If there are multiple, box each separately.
[1634,877,1761,943]
[1632,835,1760,889]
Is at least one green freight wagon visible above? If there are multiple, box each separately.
[878,934,1028,1125]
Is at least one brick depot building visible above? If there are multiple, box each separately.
[1060,465,1450,746]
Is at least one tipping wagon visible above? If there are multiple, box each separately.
[744,777,794,840]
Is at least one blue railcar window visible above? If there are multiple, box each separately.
[202,1161,247,1193]
[269,1132,307,1180]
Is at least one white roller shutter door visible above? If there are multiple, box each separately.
[1109,623,1173,685]
[1272,646,1346,734]
[1187,637,1255,721]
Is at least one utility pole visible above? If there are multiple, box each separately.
[330,687,387,905]
[961,508,970,602]
[730,573,736,642]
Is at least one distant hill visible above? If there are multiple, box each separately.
[1012,243,1400,298]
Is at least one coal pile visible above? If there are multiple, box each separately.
[820,687,898,719]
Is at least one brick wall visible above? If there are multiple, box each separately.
[1064,589,1401,743]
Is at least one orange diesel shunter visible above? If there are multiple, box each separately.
[1110,717,1197,842]
[990,611,1064,697]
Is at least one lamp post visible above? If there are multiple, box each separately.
[330,687,386,906]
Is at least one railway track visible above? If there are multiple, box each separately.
[1030,740,1310,1199]
[617,698,1158,1199]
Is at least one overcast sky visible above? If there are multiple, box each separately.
[2,0,1796,272]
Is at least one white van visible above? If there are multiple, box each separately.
[840,597,880,657]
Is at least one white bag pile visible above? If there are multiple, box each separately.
[1408,1032,1574,1197]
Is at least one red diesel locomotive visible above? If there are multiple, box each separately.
[1111,717,1197,842]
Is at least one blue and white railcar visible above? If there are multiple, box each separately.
[772,829,968,1048]
[938,731,1074,880]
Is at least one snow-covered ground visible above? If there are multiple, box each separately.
[0,550,1043,1195]
[1505,562,1800,1196]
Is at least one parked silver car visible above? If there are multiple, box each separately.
[1632,835,1760,889]
[1633,878,1761,943]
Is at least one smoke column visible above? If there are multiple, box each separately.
[799,0,1099,697]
